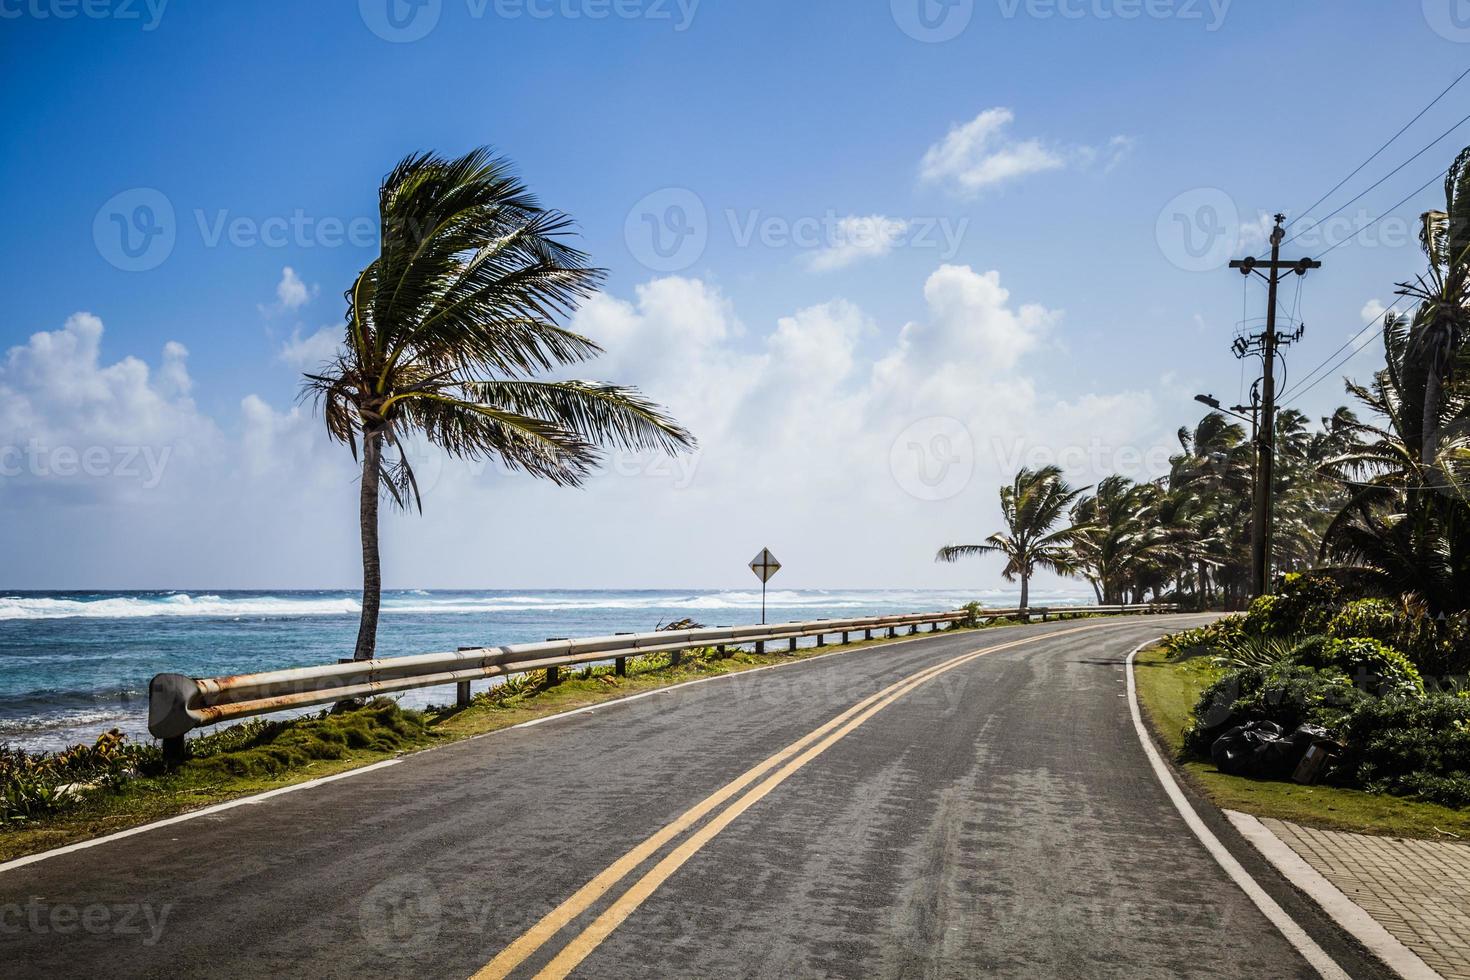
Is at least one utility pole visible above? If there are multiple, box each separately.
[1229,214,1320,597]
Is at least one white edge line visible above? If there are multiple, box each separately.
[0,759,402,876]
[1125,641,1351,980]
[2,616,1186,877]
[1224,811,1442,980]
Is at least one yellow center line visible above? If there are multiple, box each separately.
[473,623,1108,980]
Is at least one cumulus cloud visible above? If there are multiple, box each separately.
[279,326,343,370]
[4,271,1169,589]
[259,267,319,318]
[805,215,910,272]
[277,267,315,310]
[0,314,217,498]
[920,108,1132,197]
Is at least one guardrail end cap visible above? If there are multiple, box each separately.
[149,672,199,740]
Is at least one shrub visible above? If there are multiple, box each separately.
[1296,637,1424,698]
[1164,616,1245,658]
[1327,599,1400,645]
[0,729,160,824]
[1327,599,1468,678]
[1337,694,1470,807]
[1241,573,1345,639]
[1184,664,1367,756]
[1213,634,1325,671]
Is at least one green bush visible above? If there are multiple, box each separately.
[0,729,160,824]
[1327,598,1400,645]
[1242,573,1344,638]
[1327,599,1469,678]
[1164,616,1245,657]
[1296,637,1425,698]
[1338,694,1470,808]
[1184,665,1367,756]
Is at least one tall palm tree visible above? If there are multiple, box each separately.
[1168,412,1253,607]
[1069,475,1173,604]
[308,148,695,660]
[1320,315,1470,615]
[1397,147,1470,469]
[936,465,1086,609]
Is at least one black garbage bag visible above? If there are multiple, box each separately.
[1210,720,1283,776]
[1211,721,1335,779]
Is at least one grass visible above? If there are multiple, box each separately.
[1133,644,1470,841]
[1,616,1051,863]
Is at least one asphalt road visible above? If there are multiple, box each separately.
[0,616,1393,978]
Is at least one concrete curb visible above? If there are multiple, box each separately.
[1225,811,1443,980]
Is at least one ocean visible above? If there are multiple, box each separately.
[0,587,1089,751]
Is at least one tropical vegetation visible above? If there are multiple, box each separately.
[939,145,1470,632]
[307,148,695,660]
[936,465,1084,608]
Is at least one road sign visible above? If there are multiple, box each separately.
[749,548,781,583]
[749,548,780,624]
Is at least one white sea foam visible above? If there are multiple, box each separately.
[0,594,363,621]
[0,588,1093,621]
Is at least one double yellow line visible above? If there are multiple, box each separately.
[473,623,1109,979]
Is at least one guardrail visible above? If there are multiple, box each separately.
[148,603,1178,750]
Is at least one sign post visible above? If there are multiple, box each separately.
[748,548,781,625]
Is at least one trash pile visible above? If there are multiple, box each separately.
[1210,721,1339,784]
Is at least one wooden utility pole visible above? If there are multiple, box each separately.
[1229,214,1320,597]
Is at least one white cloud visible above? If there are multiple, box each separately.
[1360,298,1388,326]
[920,108,1133,197]
[0,314,217,499]
[920,108,1065,195]
[275,267,315,310]
[259,267,319,318]
[4,273,1170,590]
[279,326,343,370]
[805,215,910,272]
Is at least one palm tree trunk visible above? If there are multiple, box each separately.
[353,430,382,661]
[1019,573,1029,611]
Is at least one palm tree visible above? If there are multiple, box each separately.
[1168,412,1253,607]
[307,148,695,660]
[936,465,1086,609]
[1069,476,1173,604]
[1396,147,1470,469]
[1320,315,1470,615]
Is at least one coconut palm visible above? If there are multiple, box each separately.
[936,465,1086,609]
[307,148,695,660]
[1320,315,1470,615]
[1396,147,1470,469]
[1069,476,1174,604]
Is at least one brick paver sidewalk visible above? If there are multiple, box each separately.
[1261,818,1470,979]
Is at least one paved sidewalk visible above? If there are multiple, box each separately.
[1261,818,1470,979]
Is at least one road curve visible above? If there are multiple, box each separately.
[0,616,1391,978]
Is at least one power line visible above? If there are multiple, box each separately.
[1280,319,1389,407]
[1285,66,1470,232]
[1281,114,1469,250]
[1278,299,1401,402]
[1310,165,1450,260]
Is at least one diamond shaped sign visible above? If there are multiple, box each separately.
[749,548,781,583]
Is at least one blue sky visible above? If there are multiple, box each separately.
[2,1,1469,590]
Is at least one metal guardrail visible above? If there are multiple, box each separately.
[147,603,1177,746]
